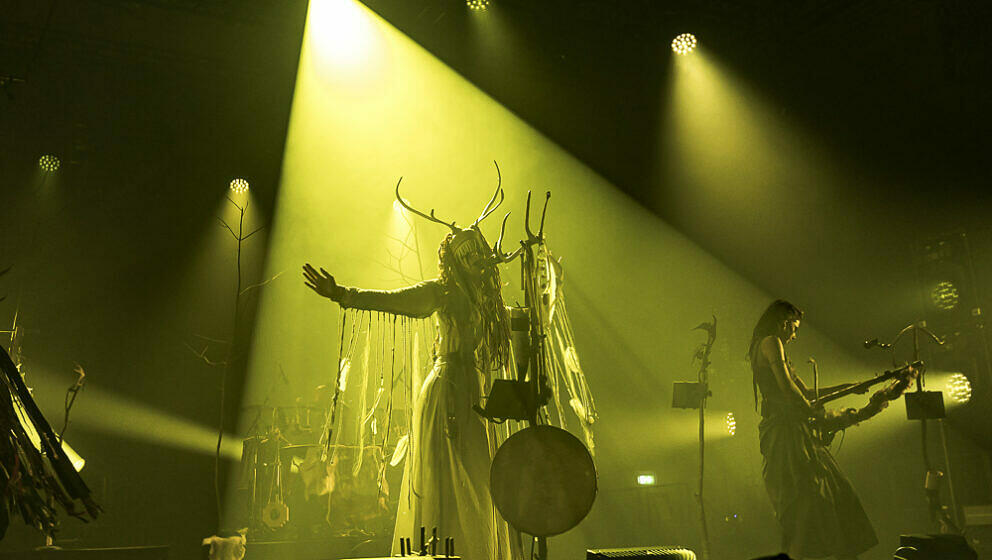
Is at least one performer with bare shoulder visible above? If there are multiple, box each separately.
[748,300,883,560]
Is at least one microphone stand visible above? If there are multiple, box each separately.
[866,323,962,533]
[692,317,716,560]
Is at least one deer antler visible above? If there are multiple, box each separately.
[492,212,523,263]
[473,160,505,227]
[523,190,551,240]
[394,177,458,232]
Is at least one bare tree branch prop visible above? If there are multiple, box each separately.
[242,225,266,241]
[216,217,238,240]
[185,342,228,368]
[239,271,284,297]
[60,363,87,446]
[225,196,244,212]
[193,333,232,346]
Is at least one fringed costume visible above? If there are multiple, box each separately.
[304,169,596,560]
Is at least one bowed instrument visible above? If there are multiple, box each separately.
[809,360,922,445]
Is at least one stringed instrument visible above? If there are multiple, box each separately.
[809,360,923,444]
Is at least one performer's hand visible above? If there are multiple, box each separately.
[303,263,341,300]
[824,407,857,422]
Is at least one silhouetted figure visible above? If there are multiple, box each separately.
[747,300,875,560]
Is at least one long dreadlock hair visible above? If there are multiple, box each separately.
[436,230,512,373]
[746,299,803,410]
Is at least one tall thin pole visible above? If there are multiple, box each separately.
[215,199,247,529]
[697,394,710,560]
[693,317,716,560]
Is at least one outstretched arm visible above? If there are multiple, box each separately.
[303,263,442,319]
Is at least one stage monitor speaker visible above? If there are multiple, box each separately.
[895,534,977,560]
[587,546,696,560]
[0,546,168,560]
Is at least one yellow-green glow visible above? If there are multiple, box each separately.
[725,411,737,436]
[671,33,697,55]
[946,372,972,403]
[230,178,249,194]
[467,0,491,11]
[13,396,86,471]
[930,280,959,311]
[26,370,241,460]
[661,47,867,251]
[635,472,656,486]
[927,371,973,405]
[72,386,242,459]
[39,154,60,173]
[238,0,883,528]
[307,0,380,77]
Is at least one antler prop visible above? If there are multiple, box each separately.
[473,160,505,227]
[493,212,523,263]
[523,190,552,240]
[394,177,459,232]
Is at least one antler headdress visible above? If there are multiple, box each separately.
[393,161,507,236]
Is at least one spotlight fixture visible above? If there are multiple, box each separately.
[947,373,972,404]
[229,178,249,194]
[466,0,490,11]
[930,281,959,311]
[38,154,60,173]
[671,33,697,55]
[725,412,736,436]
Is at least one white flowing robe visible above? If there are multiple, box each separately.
[337,280,519,560]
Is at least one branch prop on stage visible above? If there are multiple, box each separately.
[0,344,100,540]
[298,164,598,560]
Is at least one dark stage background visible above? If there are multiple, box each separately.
[1,1,990,559]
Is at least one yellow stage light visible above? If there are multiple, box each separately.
[947,373,972,404]
[467,0,491,11]
[671,33,697,55]
[930,281,959,311]
[230,178,249,194]
[39,154,61,173]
